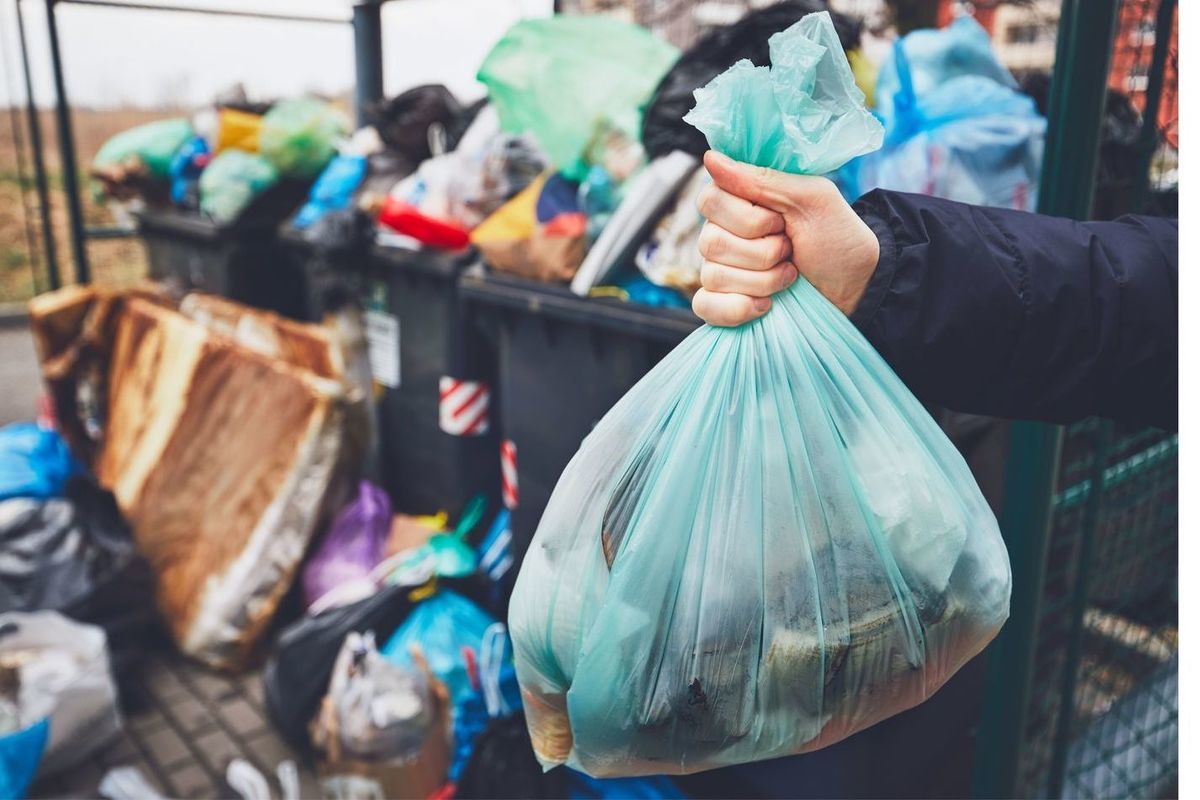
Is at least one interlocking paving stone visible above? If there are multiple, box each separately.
[30,645,316,800]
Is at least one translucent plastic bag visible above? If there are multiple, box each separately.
[477,16,678,180]
[326,631,435,761]
[302,481,391,613]
[259,98,348,179]
[509,12,1011,777]
[198,150,279,224]
[381,592,497,710]
[0,611,121,776]
[92,118,193,179]
[849,16,1045,209]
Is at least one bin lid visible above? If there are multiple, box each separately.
[370,240,476,281]
[460,270,700,342]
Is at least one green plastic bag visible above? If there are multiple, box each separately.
[259,97,348,178]
[682,11,883,174]
[509,12,1010,777]
[92,118,193,179]
[199,149,278,224]
[477,16,678,181]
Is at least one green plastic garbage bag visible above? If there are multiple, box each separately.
[259,97,348,178]
[508,12,1010,778]
[92,118,193,179]
[477,16,678,181]
[199,149,279,224]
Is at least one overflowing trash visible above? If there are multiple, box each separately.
[90,94,347,226]
[508,12,1011,776]
[25,3,1081,796]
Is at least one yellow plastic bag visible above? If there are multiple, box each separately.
[216,108,263,154]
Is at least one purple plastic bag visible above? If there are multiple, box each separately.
[302,481,392,612]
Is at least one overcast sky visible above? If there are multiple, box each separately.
[1,0,552,109]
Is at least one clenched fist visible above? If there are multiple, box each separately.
[692,150,881,326]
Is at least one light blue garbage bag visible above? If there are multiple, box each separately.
[872,15,1016,132]
[508,12,1011,778]
[381,591,498,710]
[846,15,1046,208]
[0,423,82,502]
[0,718,49,800]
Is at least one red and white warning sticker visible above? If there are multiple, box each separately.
[501,439,518,509]
[438,377,490,436]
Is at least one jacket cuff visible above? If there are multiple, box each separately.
[849,198,898,330]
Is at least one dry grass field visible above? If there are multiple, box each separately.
[0,106,184,301]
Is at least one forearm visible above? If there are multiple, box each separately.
[850,190,1178,430]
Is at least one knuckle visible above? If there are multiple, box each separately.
[698,224,724,259]
[750,211,777,238]
[700,260,727,292]
[758,235,787,268]
[773,263,796,293]
[731,294,757,323]
[696,185,719,219]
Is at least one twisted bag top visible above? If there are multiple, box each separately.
[508,12,1011,777]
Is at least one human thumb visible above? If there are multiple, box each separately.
[703,150,824,213]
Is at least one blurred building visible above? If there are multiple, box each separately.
[1108,0,1177,147]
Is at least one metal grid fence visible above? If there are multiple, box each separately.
[1012,1,1178,795]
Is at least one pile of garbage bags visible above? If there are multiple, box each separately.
[91,93,348,225]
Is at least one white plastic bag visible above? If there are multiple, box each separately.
[0,611,121,776]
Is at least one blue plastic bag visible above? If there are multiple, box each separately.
[0,718,50,800]
[0,423,82,502]
[848,15,1045,208]
[293,153,368,229]
[509,12,1010,777]
[169,136,210,206]
[448,623,521,781]
[872,15,1015,132]
[568,772,685,800]
[381,591,498,709]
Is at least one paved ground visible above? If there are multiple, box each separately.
[30,645,320,800]
[0,319,42,426]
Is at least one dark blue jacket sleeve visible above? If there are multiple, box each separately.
[849,189,1177,431]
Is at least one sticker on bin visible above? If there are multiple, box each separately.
[439,377,491,436]
[366,310,400,389]
[501,439,518,509]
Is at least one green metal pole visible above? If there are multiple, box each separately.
[1046,422,1112,797]
[970,1,1120,797]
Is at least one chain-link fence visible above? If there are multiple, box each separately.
[1011,1,1177,796]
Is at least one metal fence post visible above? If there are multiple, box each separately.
[352,1,385,128]
[14,0,60,290]
[44,0,91,285]
[970,1,1121,797]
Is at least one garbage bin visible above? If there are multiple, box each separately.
[276,224,370,323]
[135,179,312,319]
[459,269,701,560]
[364,244,499,519]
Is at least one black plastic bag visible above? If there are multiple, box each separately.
[367,84,463,166]
[263,583,416,754]
[264,574,495,756]
[456,713,569,800]
[0,476,158,689]
[640,1,860,159]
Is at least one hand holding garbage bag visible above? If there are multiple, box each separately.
[507,12,1012,777]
